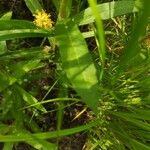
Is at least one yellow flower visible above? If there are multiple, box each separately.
[33,10,53,29]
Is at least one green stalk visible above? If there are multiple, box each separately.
[58,0,68,20]
[58,0,72,20]
[88,0,106,80]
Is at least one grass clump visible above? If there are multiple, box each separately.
[0,0,150,149]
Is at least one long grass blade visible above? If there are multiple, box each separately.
[0,119,100,142]
[24,0,43,14]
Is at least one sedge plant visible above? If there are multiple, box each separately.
[0,0,149,149]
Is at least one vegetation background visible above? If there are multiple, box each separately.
[0,0,150,149]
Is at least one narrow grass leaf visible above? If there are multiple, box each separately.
[131,139,150,150]
[55,20,100,113]
[10,59,41,78]
[58,0,72,19]
[117,0,150,73]
[0,124,14,134]
[113,110,150,121]
[52,0,60,12]
[26,136,57,150]
[3,142,14,150]
[0,29,51,41]
[15,85,46,113]
[0,41,7,55]
[0,11,12,20]
[112,112,150,131]
[0,47,50,61]
[0,119,100,142]
[0,70,16,92]
[0,20,52,41]
[24,0,43,14]
[0,20,36,30]
[88,0,106,80]
[110,121,137,149]
[0,59,41,92]
[0,12,12,55]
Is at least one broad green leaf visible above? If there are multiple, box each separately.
[74,0,139,26]
[24,0,43,14]
[55,20,100,113]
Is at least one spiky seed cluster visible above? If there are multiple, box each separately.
[33,10,53,29]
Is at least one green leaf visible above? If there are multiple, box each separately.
[112,112,150,131]
[73,0,139,26]
[0,124,14,134]
[116,0,150,74]
[110,121,150,150]
[0,20,36,30]
[52,0,60,12]
[0,41,7,55]
[0,47,50,61]
[0,70,16,92]
[24,0,43,14]
[0,29,51,41]
[0,12,12,20]
[55,20,99,113]
[0,119,100,142]
[0,12,12,55]
[131,139,150,150]
[3,142,14,150]
[88,0,106,80]
[0,20,52,41]
[15,85,46,113]
[26,137,57,150]
[58,0,72,19]
[113,110,150,121]
[10,59,41,79]
[0,59,41,92]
